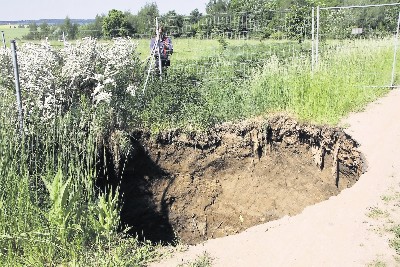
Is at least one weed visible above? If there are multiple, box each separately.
[390,225,400,255]
[178,251,213,267]
[367,207,390,219]
[367,260,387,267]
[217,37,228,50]
[381,192,400,203]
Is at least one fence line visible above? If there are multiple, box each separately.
[320,2,400,10]
[391,12,400,87]
[313,3,400,88]
[1,31,5,49]
[10,40,23,134]
[3,7,399,90]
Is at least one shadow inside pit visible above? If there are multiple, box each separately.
[96,138,176,244]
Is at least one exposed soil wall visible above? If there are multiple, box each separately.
[106,116,364,245]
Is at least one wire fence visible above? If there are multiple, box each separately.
[312,3,400,87]
[136,10,313,81]
[3,5,400,87]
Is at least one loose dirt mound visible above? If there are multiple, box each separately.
[112,116,363,245]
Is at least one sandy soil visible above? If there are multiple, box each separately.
[152,89,400,267]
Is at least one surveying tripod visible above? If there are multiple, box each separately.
[143,17,170,92]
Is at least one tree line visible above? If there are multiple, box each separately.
[23,0,400,41]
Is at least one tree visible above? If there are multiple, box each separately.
[229,0,277,38]
[124,11,138,36]
[79,14,105,38]
[187,8,203,37]
[24,22,39,40]
[136,3,159,35]
[229,0,269,13]
[39,22,51,38]
[206,0,229,15]
[190,8,203,24]
[161,10,184,37]
[284,2,310,41]
[61,17,79,40]
[29,22,38,32]
[102,9,133,38]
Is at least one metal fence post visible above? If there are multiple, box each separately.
[391,12,400,87]
[1,31,5,49]
[316,6,320,69]
[10,40,23,134]
[311,7,315,73]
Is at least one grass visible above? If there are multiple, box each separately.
[177,252,213,267]
[140,38,392,132]
[135,38,303,61]
[387,191,400,257]
[0,24,29,45]
[0,24,71,48]
[368,260,387,267]
[367,207,390,219]
[391,225,400,254]
[368,189,400,265]
[0,90,160,266]
[381,192,400,202]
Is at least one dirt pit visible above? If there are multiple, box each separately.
[105,116,364,245]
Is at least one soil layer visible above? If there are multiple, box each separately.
[115,116,363,245]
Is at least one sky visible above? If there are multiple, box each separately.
[0,0,209,21]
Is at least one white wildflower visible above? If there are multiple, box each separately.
[126,84,137,97]
[93,91,112,105]
[0,37,141,123]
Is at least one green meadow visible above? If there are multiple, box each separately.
[0,24,29,44]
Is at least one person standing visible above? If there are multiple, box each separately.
[150,26,173,73]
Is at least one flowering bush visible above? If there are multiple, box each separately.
[0,38,141,124]
[0,39,148,266]
[17,42,62,120]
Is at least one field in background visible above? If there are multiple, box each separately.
[136,38,303,61]
[0,24,29,42]
[0,28,303,62]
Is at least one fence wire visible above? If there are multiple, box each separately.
[313,3,400,87]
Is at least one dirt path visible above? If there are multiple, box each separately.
[153,89,400,267]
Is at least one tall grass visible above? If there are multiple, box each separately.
[142,38,393,130]
[242,39,392,124]
[0,96,158,266]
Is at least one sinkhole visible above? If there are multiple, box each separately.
[97,116,364,245]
